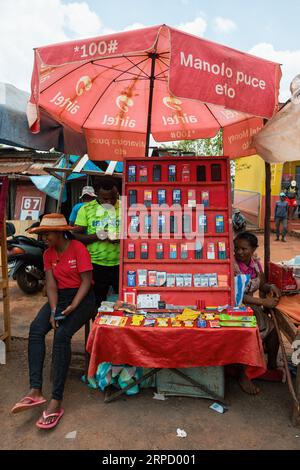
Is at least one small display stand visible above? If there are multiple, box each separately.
[0,177,11,351]
[120,156,234,308]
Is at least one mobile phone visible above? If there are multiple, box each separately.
[211,164,222,181]
[139,165,148,182]
[168,164,176,182]
[157,189,166,206]
[170,215,178,234]
[128,165,136,182]
[144,215,152,234]
[54,306,67,321]
[153,165,161,182]
[183,214,191,234]
[172,189,181,205]
[129,190,137,207]
[197,165,206,182]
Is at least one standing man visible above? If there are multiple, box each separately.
[285,180,298,219]
[74,180,121,309]
[275,192,289,242]
[69,186,97,226]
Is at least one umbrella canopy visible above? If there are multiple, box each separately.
[27,24,281,161]
[253,88,300,163]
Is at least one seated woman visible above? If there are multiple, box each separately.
[11,214,95,429]
[234,232,282,395]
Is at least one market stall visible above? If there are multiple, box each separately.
[26,24,283,404]
[85,155,266,401]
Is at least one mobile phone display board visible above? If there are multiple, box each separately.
[120,157,234,309]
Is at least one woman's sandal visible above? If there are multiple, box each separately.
[11,396,47,414]
[36,409,64,429]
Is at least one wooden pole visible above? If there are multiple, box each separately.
[264,162,271,280]
[56,155,69,213]
[0,217,11,351]
[145,53,157,158]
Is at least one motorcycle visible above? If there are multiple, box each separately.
[232,209,247,234]
[7,222,46,294]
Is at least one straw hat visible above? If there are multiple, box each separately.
[28,213,73,234]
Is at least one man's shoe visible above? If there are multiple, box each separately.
[275,238,280,241]
[281,238,287,242]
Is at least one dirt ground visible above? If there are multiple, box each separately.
[0,234,300,450]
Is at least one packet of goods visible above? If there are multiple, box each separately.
[98,301,116,313]
[144,319,156,327]
[131,315,145,326]
[96,315,108,325]
[203,313,216,321]
[97,315,123,326]
[197,319,207,328]
[171,319,182,328]
[227,306,254,316]
[176,308,200,321]
[219,314,255,322]
[208,321,221,328]
[109,316,125,326]
[115,300,136,314]
[183,320,195,328]
[157,318,169,327]
[118,317,128,327]
[220,319,257,328]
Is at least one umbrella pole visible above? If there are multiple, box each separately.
[145,53,157,157]
[56,154,69,213]
[264,161,271,280]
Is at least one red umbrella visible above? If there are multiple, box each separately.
[27,25,281,161]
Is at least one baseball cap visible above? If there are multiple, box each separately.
[79,186,97,199]
[280,192,286,197]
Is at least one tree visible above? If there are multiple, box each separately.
[163,130,223,156]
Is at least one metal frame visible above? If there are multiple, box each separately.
[104,367,228,405]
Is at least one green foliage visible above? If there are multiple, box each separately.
[163,130,223,156]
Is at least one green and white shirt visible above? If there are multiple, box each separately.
[75,199,121,267]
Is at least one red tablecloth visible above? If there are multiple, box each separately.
[87,323,266,379]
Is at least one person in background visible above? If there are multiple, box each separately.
[285,180,298,219]
[74,180,121,309]
[69,186,97,227]
[234,232,283,395]
[275,192,289,242]
[11,214,95,429]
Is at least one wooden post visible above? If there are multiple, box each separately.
[264,162,271,280]
[56,155,69,213]
[0,218,11,351]
[145,53,157,158]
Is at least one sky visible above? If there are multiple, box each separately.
[1,0,300,101]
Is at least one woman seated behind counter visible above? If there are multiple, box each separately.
[11,214,95,429]
[234,232,283,395]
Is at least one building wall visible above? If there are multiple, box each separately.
[234,155,284,228]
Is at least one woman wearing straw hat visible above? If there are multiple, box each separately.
[11,214,95,429]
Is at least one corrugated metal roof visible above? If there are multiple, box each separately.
[0,160,54,175]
